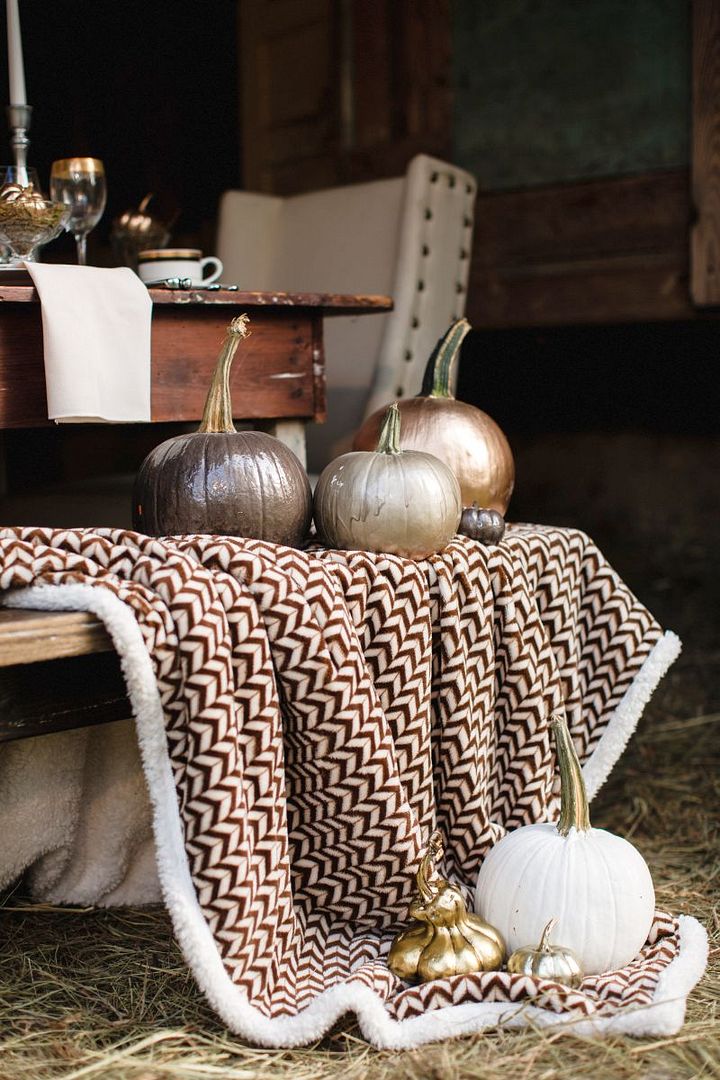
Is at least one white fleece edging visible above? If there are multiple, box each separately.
[2,590,704,1049]
[583,631,682,801]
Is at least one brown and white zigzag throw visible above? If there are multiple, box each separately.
[0,524,706,1047]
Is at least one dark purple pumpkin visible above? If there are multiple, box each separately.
[458,503,506,545]
[133,315,312,546]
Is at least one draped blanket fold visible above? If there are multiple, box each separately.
[0,525,705,1048]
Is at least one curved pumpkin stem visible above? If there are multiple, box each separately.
[419,318,472,399]
[376,402,402,454]
[416,829,444,902]
[538,917,558,951]
[550,713,591,835]
[198,315,251,434]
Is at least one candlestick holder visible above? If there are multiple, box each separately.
[2,104,34,267]
[6,103,32,184]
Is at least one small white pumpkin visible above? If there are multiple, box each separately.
[474,714,655,975]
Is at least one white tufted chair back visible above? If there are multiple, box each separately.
[217,154,476,473]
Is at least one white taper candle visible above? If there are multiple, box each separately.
[6,0,27,106]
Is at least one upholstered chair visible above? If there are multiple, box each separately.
[217,154,477,474]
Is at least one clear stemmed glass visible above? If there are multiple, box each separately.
[50,157,107,265]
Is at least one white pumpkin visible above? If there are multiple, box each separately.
[474,714,655,975]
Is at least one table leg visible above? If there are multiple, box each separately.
[265,419,307,470]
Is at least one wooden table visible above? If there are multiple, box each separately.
[0,285,392,740]
[0,284,391,463]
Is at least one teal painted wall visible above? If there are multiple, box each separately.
[452,0,690,190]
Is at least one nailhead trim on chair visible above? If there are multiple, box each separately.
[453,184,476,322]
[366,156,477,408]
[394,164,476,397]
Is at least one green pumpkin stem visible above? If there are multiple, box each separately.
[550,713,591,835]
[198,315,251,434]
[419,318,472,399]
[376,402,402,454]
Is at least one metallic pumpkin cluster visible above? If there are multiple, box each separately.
[389,831,584,989]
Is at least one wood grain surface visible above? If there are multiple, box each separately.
[0,609,114,666]
[239,0,451,194]
[467,170,695,327]
[149,308,317,424]
[0,646,129,742]
[0,285,393,311]
[0,289,391,429]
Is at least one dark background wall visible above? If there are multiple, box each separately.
[452,0,690,189]
[0,1,239,262]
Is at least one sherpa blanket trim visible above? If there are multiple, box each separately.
[0,529,705,1049]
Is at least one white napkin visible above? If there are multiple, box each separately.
[25,263,152,423]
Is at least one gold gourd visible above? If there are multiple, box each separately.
[507,918,584,988]
[0,182,46,210]
[388,831,505,983]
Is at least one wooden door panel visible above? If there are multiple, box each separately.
[239,0,451,194]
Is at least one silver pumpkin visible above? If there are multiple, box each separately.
[314,403,461,559]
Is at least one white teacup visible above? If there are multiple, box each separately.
[137,248,223,286]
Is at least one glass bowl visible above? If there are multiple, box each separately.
[0,194,69,259]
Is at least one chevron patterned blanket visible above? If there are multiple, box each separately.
[0,524,706,1048]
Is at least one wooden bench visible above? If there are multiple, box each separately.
[0,609,129,742]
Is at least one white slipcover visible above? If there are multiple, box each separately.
[217,154,477,473]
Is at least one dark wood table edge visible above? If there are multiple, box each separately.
[0,285,394,316]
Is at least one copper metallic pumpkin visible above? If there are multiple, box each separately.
[111,193,171,253]
[133,316,312,546]
[313,403,461,559]
[353,319,514,513]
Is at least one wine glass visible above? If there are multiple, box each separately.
[50,157,107,265]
